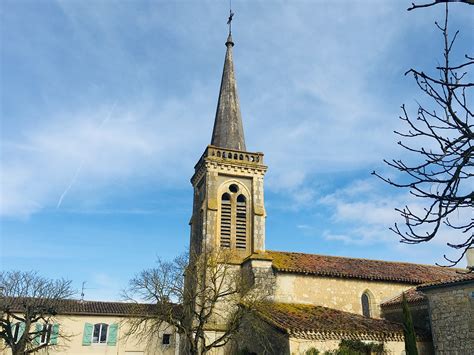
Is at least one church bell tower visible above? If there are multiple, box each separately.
[190,33,267,260]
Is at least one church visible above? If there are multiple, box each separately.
[3,16,474,355]
[186,25,474,355]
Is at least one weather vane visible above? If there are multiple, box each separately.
[227,0,234,35]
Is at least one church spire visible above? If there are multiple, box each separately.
[210,30,247,151]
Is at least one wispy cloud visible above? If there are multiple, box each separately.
[56,103,116,209]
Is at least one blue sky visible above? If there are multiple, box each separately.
[1,1,472,300]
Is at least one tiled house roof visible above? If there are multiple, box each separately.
[381,273,474,308]
[381,287,427,308]
[266,250,461,284]
[418,272,474,291]
[254,302,429,341]
[3,297,178,317]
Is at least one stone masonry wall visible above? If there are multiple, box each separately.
[274,273,413,318]
[425,283,474,354]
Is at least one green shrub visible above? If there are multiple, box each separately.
[303,340,385,355]
[337,339,385,355]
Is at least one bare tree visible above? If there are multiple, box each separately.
[123,250,274,355]
[0,271,75,354]
[373,1,473,266]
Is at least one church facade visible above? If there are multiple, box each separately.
[187,30,467,355]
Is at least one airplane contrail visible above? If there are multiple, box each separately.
[56,103,116,209]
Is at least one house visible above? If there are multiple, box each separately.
[1,299,179,355]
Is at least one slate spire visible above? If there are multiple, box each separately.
[210,33,246,151]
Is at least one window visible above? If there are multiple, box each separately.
[162,333,171,345]
[219,184,248,251]
[235,195,247,250]
[12,323,23,343]
[34,323,58,346]
[220,193,232,248]
[93,323,108,344]
[361,292,371,317]
[82,323,117,346]
[39,324,53,344]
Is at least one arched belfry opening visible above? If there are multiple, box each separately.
[235,194,247,250]
[218,183,249,252]
[220,193,232,248]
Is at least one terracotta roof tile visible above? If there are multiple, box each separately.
[266,250,461,284]
[381,287,426,308]
[418,272,474,290]
[3,297,179,317]
[254,302,429,341]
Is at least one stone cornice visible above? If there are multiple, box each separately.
[191,146,267,185]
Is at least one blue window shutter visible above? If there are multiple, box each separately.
[33,323,42,345]
[13,322,26,343]
[50,324,59,345]
[82,323,93,346]
[18,322,26,339]
[107,323,118,346]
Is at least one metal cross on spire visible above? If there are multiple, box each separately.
[227,2,234,34]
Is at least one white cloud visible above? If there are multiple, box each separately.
[314,177,471,265]
[2,1,471,222]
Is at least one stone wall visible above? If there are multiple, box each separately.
[424,283,474,354]
[274,273,413,318]
[190,148,267,260]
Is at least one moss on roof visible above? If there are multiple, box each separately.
[266,250,461,284]
[254,302,429,341]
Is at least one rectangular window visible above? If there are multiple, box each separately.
[40,324,52,344]
[92,323,108,344]
[12,323,21,343]
[162,334,171,345]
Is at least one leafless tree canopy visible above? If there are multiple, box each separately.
[373,2,473,266]
[0,271,75,354]
[123,251,274,354]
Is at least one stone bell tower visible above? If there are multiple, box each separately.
[190,33,267,261]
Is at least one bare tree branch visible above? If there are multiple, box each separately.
[123,250,274,354]
[373,2,473,267]
[408,0,474,12]
[0,271,75,354]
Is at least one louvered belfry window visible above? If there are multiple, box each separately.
[219,184,248,250]
[220,193,232,248]
[235,195,247,249]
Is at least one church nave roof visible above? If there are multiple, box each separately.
[265,250,462,284]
